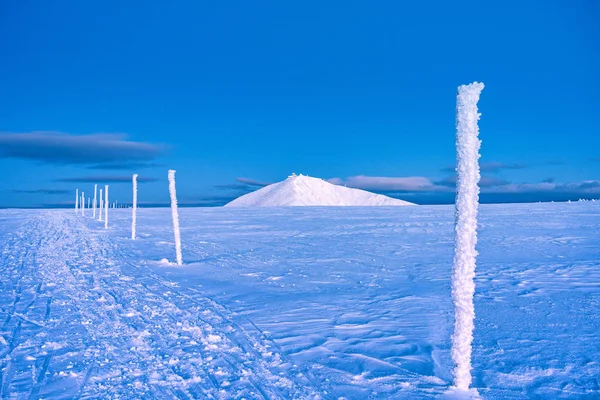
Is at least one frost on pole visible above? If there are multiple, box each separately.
[98,189,103,221]
[168,170,183,265]
[131,174,138,240]
[75,189,79,211]
[451,81,484,392]
[81,192,85,216]
[104,185,109,229]
[93,184,97,218]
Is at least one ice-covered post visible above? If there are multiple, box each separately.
[98,188,103,221]
[75,189,79,211]
[104,185,109,229]
[168,169,182,265]
[93,184,97,218]
[81,192,85,216]
[451,82,484,392]
[131,174,138,240]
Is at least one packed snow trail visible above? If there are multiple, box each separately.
[0,211,323,399]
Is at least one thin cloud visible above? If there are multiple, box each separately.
[56,175,159,183]
[214,177,271,192]
[210,177,272,205]
[441,161,527,173]
[329,173,600,204]
[439,166,456,173]
[435,175,509,188]
[235,177,271,187]
[481,162,527,172]
[214,183,250,190]
[13,189,70,195]
[198,195,240,204]
[0,131,164,165]
[86,162,164,170]
[182,194,241,207]
[434,175,456,187]
[578,181,600,190]
[435,176,600,194]
[328,175,447,192]
[483,180,600,194]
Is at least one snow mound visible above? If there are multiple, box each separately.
[225,174,416,207]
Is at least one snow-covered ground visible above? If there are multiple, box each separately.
[0,203,599,399]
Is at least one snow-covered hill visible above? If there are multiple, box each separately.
[225,174,415,207]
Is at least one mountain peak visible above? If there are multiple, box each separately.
[225,174,415,207]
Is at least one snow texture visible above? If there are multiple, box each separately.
[132,174,138,240]
[0,203,598,399]
[104,185,108,229]
[168,170,183,265]
[452,82,484,391]
[225,174,415,207]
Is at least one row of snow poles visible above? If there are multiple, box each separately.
[74,185,110,229]
[74,188,125,217]
[73,170,183,266]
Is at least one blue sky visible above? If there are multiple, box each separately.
[1,0,598,207]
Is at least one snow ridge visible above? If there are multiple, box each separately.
[225,174,415,207]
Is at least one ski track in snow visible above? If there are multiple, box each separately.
[0,211,323,399]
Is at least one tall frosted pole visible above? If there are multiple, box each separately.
[131,174,138,240]
[75,189,79,211]
[87,197,90,209]
[451,82,484,392]
[168,170,182,265]
[93,184,97,218]
[104,185,109,229]
[98,189,103,221]
[81,192,85,216]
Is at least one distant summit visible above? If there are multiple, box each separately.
[224,174,416,207]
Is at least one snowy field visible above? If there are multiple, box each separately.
[0,203,599,399]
